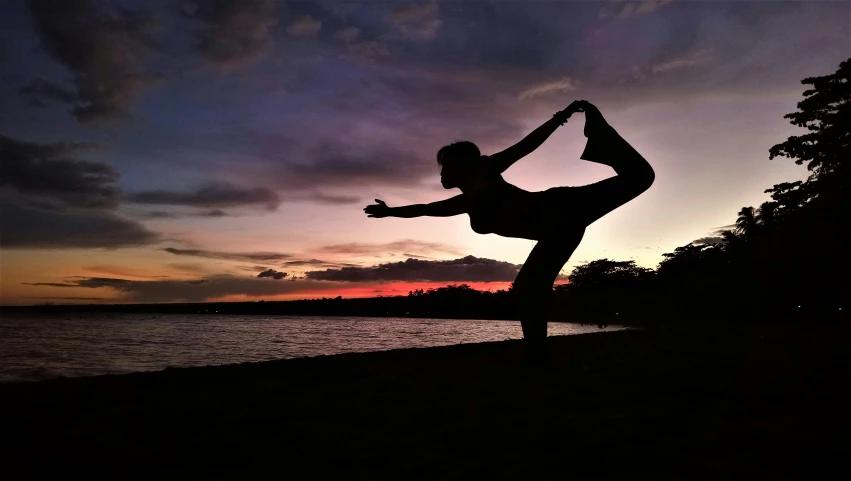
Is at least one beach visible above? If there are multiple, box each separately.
[2,321,849,479]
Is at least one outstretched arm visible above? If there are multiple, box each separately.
[364,195,468,218]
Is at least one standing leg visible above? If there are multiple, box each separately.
[513,230,585,363]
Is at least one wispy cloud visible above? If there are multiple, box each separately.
[651,48,714,74]
[162,247,293,263]
[384,0,442,40]
[599,0,677,20]
[518,77,581,101]
[285,14,322,37]
[315,240,465,257]
[332,26,360,43]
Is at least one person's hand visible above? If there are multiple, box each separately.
[364,199,391,218]
[555,99,593,125]
[554,100,580,125]
[562,99,587,116]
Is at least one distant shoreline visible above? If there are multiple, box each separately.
[0,306,618,325]
[0,297,624,325]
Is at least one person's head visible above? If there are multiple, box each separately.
[436,141,486,189]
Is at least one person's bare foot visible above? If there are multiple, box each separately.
[578,100,612,139]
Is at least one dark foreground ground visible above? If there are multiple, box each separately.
[2,322,850,479]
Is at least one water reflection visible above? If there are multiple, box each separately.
[0,313,626,382]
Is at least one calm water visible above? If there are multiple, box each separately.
[0,313,624,383]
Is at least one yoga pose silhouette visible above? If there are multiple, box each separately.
[364,100,655,361]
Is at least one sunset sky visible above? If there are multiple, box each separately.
[1,0,847,305]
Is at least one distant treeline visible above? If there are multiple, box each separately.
[0,276,844,325]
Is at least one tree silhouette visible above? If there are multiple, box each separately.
[756,201,780,228]
[734,206,758,238]
[769,58,849,190]
[566,259,654,289]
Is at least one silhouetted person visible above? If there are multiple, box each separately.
[364,100,655,362]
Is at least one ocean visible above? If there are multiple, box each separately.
[0,312,624,382]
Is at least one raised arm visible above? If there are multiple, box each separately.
[488,102,582,175]
[364,194,468,219]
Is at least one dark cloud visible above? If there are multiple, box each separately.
[162,247,293,263]
[24,275,344,303]
[24,277,133,289]
[138,209,230,219]
[234,265,271,272]
[711,224,737,231]
[22,282,81,288]
[25,0,164,122]
[141,211,179,219]
[125,182,279,210]
[692,236,727,245]
[22,296,108,301]
[201,209,228,217]
[257,268,287,280]
[315,239,464,257]
[19,77,79,105]
[291,192,360,205]
[0,134,161,249]
[82,265,168,279]
[304,255,524,282]
[167,263,209,273]
[188,0,278,67]
[281,259,360,269]
[0,134,120,210]
[692,226,735,245]
[0,200,159,249]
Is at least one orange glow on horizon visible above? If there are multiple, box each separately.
[209,280,570,303]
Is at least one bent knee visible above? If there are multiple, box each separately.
[627,165,655,193]
[638,167,655,191]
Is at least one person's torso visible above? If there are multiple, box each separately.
[466,179,542,239]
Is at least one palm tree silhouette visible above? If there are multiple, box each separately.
[735,206,758,238]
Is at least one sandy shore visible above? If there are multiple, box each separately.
[2,322,849,479]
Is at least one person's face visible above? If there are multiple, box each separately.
[440,163,459,189]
